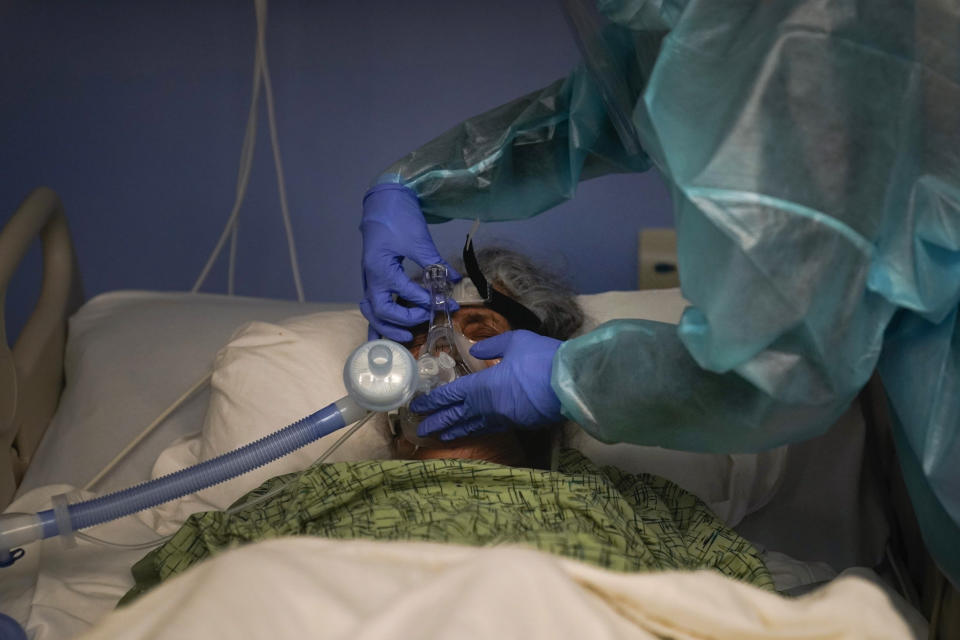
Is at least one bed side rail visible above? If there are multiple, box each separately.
[0,187,83,509]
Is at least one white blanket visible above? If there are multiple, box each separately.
[1,485,925,639]
[79,537,917,640]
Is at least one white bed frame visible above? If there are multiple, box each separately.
[2,188,957,637]
[0,187,83,511]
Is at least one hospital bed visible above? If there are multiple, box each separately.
[0,187,955,638]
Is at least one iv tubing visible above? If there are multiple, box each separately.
[34,397,363,538]
[84,372,212,491]
[225,411,376,516]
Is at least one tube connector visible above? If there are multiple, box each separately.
[423,264,452,307]
[0,513,44,568]
[334,396,367,426]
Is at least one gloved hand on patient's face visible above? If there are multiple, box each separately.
[411,330,563,440]
[360,184,461,342]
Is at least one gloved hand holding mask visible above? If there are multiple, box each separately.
[411,330,564,440]
[360,184,461,342]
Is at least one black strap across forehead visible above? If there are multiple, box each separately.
[462,236,543,334]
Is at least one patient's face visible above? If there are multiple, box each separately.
[406,306,512,363]
[394,305,525,465]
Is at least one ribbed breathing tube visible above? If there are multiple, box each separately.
[0,338,420,568]
[39,399,360,537]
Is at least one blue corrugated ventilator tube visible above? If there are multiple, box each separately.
[0,339,418,569]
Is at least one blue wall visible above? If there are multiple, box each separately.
[0,0,672,342]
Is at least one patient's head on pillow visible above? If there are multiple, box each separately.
[390,246,584,468]
[457,245,584,341]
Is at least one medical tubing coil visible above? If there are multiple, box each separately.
[35,399,356,538]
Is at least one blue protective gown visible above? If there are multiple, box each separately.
[377,0,960,584]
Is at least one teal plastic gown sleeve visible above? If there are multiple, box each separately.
[376,24,652,223]
[375,0,960,584]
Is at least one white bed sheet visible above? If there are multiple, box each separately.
[1,485,152,638]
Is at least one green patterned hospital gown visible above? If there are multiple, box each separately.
[122,450,772,604]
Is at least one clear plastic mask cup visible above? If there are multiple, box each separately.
[398,264,482,447]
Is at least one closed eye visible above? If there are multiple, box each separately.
[457,310,511,343]
[467,324,498,339]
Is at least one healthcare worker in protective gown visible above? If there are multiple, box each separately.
[359,0,960,585]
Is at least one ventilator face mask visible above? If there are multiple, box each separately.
[397,239,542,446]
[397,263,480,446]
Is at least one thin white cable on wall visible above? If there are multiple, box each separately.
[255,0,305,302]
[228,222,239,296]
[193,0,305,302]
[192,25,262,294]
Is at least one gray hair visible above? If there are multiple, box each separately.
[450,246,584,341]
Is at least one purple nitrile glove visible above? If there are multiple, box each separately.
[411,330,563,440]
[359,184,461,342]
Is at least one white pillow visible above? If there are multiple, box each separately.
[576,288,692,331]
[147,309,392,531]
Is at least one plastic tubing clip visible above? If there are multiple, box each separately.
[51,493,77,549]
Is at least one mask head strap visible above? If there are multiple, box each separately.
[462,235,543,334]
